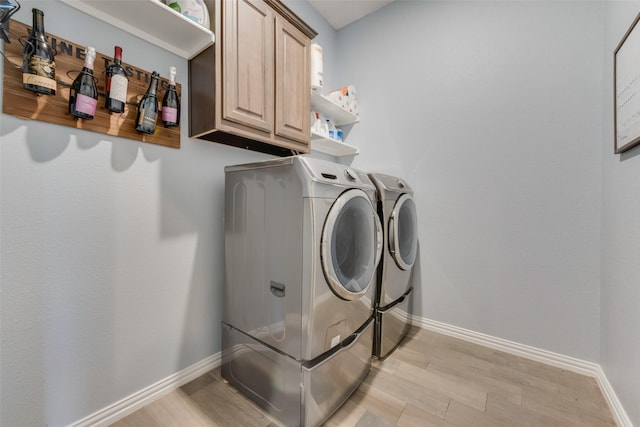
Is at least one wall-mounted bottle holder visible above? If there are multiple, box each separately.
[0,0,20,43]
[2,19,181,149]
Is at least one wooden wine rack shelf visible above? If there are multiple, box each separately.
[2,19,181,149]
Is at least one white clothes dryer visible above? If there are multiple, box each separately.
[369,173,419,359]
[222,156,382,427]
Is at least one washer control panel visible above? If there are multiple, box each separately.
[303,157,375,190]
[345,168,357,182]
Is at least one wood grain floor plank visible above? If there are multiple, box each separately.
[189,378,276,427]
[384,342,430,371]
[555,374,610,410]
[354,410,396,427]
[521,385,616,426]
[396,403,456,427]
[110,326,615,427]
[352,381,406,422]
[444,399,512,427]
[324,383,405,427]
[322,381,406,427]
[425,359,523,406]
[110,389,219,427]
[181,372,217,396]
[485,392,582,427]
[394,358,488,412]
[321,396,366,427]
[363,364,452,418]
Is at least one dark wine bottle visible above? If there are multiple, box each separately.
[161,66,180,127]
[22,8,56,95]
[135,71,159,134]
[68,46,98,120]
[105,46,128,113]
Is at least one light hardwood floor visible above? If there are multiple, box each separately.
[111,327,616,426]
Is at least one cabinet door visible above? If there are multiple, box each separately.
[274,15,310,145]
[223,0,274,133]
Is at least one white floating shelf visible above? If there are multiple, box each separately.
[311,92,359,127]
[59,0,215,59]
[311,132,359,157]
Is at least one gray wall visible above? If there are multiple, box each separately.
[602,2,640,425]
[0,2,270,426]
[0,2,340,426]
[285,0,339,92]
[336,0,604,362]
[2,0,639,426]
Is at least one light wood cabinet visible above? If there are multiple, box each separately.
[275,15,312,144]
[190,0,316,156]
[222,0,274,133]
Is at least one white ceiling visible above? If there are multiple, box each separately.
[306,0,395,30]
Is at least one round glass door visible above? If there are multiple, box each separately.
[321,189,382,301]
[390,194,418,271]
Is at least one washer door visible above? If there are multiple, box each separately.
[321,189,382,301]
[389,194,418,271]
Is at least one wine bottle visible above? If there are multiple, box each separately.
[68,46,98,120]
[22,8,56,95]
[105,46,128,114]
[135,71,160,134]
[161,66,180,128]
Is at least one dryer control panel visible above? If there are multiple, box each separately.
[368,172,414,199]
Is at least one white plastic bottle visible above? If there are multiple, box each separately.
[326,119,337,140]
[321,118,329,137]
[310,111,322,135]
[310,43,323,91]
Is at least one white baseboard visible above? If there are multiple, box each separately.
[594,364,635,427]
[69,353,221,427]
[412,315,633,427]
[68,317,633,427]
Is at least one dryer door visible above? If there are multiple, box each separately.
[389,194,418,271]
[321,189,382,301]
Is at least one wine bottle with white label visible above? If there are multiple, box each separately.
[68,46,98,120]
[161,66,180,127]
[135,71,159,134]
[105,46,128,114]
[22,8,56,95]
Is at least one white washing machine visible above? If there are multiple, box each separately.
[222,156,382,427]
[369,173,419,359]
